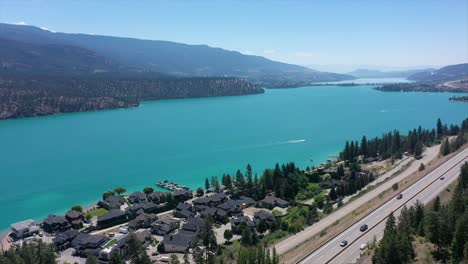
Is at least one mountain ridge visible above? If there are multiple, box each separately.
[0,23,354,86]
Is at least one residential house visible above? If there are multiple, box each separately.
[70,233,109,257]
[98,195,125,210]
[43,214,71,233]
[128,192,148,204]
[126,202,163,216]
[172,189,193,202]
[151,218,179,236]
[230,216,255,235]
[258,194,289,209]
[147,192,166,204]
[128,213,158,230]
[54,230,80,250]
[319,179,344,189]
[10,219,40,239]
[173,203,194,219]
[159,232,194,253]
[65,210,84,229]
[97,209,129,229]
[200,208,228,224]
[253,211,275,227]
[181,217,204,234]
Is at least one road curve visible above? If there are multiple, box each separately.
[299,147,468,264]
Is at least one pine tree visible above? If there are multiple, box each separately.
[205,177,210,191]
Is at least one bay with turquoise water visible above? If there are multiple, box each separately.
[0,84,467,230]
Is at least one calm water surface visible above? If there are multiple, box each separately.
[0,85,467,230]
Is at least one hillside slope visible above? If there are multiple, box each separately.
[407,63,468,82]
[0,23,353,85]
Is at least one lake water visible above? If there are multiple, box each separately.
[0,84,467,230]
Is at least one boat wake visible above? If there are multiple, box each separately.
[287,139,307,144]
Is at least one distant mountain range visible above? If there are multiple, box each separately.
[347,68,433,79]
[0,23,353,86]
[407,63,468,82]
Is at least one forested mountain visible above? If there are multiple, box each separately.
[347,68,432,78]
[0,23,354,86]
[0,38,125,76]
[0,77,262,119]
[407,63,468,82]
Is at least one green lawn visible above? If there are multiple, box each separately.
[85,208,108,219]
[104,239,117,248]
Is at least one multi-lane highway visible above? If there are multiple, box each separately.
[300,147,468,264]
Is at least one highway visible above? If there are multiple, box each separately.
[299,147,468,264]
[276,145,440,259]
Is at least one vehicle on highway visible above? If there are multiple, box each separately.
[440,176,445,180]
[340,240,348,247]
[360,243,367,250]
[396,193,403,199]
[360,224,368,232]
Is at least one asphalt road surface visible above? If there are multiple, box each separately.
[300,147,468,264]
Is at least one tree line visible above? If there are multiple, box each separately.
[340,118,468,161]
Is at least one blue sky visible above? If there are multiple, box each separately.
[1,0,466,71]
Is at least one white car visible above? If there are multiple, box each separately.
[360,243,367,250]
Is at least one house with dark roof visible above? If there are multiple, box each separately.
[126,202,164,216]
[10,219,40,239]
[159,232,194,253]
[207,192,227,205]
[43,214,71,233]
[54,230,80,250]
[70,233,109,257]
[192,197,210,207]
[128,213,158,230]
[147,192,166,204]
[173,189,193,202]
[65,210,84,229]
[319,179,344,189]
[253,211,275,227]
[97,209,129,229]
[128,192,148,204]
[231,216,255,234]
[181,217,204,233]
[173,203,194,219]
[258,194,289,209]
[200,208,228,224]
[98,195,125,210]
[151,218,179,236]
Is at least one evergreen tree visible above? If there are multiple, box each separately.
[205,177,210,191]
[440,138,451,156]
[223,229,233,244]
[86,255,99,264]
[433,196,441,212]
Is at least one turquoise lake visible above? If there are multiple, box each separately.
[0,85,467,230]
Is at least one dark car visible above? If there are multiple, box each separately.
[360,224,368,232]
[396,193,403,200]
[340,240,348,247]
[440,177,445,180]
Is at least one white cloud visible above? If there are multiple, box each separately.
[263,49,276,54]
[14,21,28,25]
[241,50,255,55]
